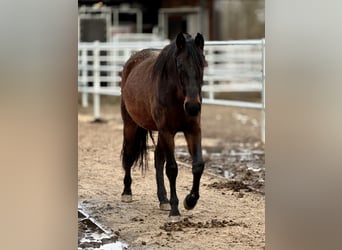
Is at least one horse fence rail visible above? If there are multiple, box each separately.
[78,39,265,142]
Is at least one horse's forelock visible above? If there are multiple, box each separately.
[152,35,206,81]
[187,40,206,69]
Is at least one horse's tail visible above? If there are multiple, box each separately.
[121,127,155,172]
[127,126,149,170]
[121,102,155,172]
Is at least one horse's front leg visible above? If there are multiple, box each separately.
[183,129,205,210]
[158,132,181,222]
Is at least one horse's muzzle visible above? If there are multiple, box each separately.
[184,96,201,116]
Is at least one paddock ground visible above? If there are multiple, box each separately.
[78,97,265,249]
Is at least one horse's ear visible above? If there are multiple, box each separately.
[176,32,186,50]
[195,33,204,50]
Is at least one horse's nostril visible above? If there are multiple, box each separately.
[184,102,201,116]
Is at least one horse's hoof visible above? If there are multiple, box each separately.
[121,194,133,203]
[159,203,171,211]
[183,198,192,210]
[183,194,197,210]
[168,215,182,223]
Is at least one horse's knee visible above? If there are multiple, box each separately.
[192,161,204,175]
[166,163,178,180]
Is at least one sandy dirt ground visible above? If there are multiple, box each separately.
[78,99,265,249]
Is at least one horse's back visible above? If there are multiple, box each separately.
[121,49,159,130]
[121,49,159,87]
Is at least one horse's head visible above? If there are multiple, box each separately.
[174,33,206,117]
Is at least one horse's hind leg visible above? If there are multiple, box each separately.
[121,122,137,202]
[121,102,138,202]
[155,138,170,210]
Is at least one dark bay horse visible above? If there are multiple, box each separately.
[120,32,206,222]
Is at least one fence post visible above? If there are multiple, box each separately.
[93,41,101,120]
[261,39,266,143]
[81,48,88,107]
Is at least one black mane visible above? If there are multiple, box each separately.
[152,34,206,82]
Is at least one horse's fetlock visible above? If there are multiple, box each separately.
[190,191,199,200]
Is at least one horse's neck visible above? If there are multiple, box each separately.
[156,71,182,104]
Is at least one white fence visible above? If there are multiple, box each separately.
[78,39,265,142]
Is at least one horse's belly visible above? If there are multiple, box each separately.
[123,90,157,131]
[129,106,157,131]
